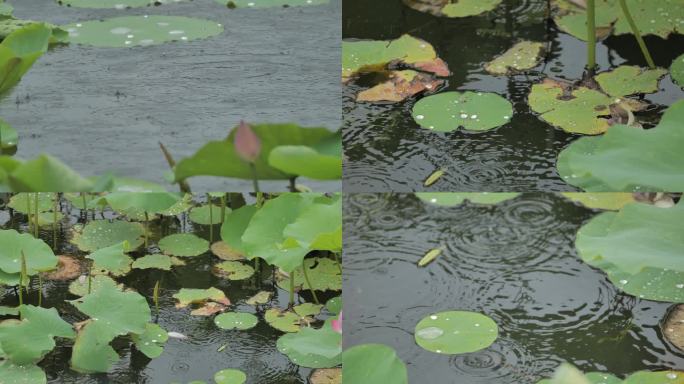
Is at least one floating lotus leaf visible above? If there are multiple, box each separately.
[0,23,50,96]
[211,241,245,261]
[71,220,145,252]
[557,99,684,191]
[42,256,82,281]
[268,131,342,180]
[595,66,667,98]
[220,205,257,254]
[65,16,223,48]
[576,202,684,302]
[159,233,209,257]
[87,241,133,277]
[218,0,328,8]
[412,91,513,132]
[342,344,408,384]
[132,254,173,270]
[551,0,619,41]
[70,283,151,373]
[4,154,93,192]
[93,176,168,193]
[173,287,230,308]
[0,229,58,275]
[416,192,520,206]
[104,192,181,215]
[484,41,544,75]
[355,69,446,103]
[403,0,502,18]
[8,192,55,214]
[212,261,254,280]
[0,118,17,149]
[245,291,272,306]
[0,361,46,384]
[414,311,498,354]
[214,369,247,384]
[310,368,341,384]
[561,193,636,210]
[663,304,684,351]
[131,323,168,359]
[276,320,342,368]
[64,193,98,210]
[622,371,684,383]
[0,305,75,365]
[189,204,231,225]
[278,258,342,292]
[68,274,120,297]
[0,306,19,316]
[537,365,684,384]
[294,303,323,318]
[175,124,337,181]
[214,312,258,330]
[673,54,684,88]
[58,0,190,8]
[325,297,341,315]
[283,195,342,252]
[265,308,304,333]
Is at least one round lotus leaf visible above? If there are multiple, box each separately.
[68,274,120,297]
[218,0,328,8]
[64,16,223,48]
[57,0,191,8]
[561,193,636,211]
[245,291,273,306]
[484,41,544,75]
[278,258,341,292]
[172,287,230,308]
[412,91,512,132]
[214,369,247,384]
[612,0,684,39]
[0,361,46,384]
[211,241,245,261]
[0,118,17,149]
[212,261,254,280]
[414,311,498,354]
[189,204,231,225]
[342,344,407,384]
[132,323,168,359]
[214,312,258,330]
[595,66,667,98]
[158,233,209,257]
[104,192,181,215]
[0,229,58,275]
[71,220,145,253]
[276,321,342,368]
[132,254,173,270]
[264,308,302,333]
[416,192,520,206]
[403,0,501,18]
[8,192,56,214]
[672,54,684,88]
[294,303,323,318]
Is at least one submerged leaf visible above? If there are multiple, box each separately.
[484,41,544,75]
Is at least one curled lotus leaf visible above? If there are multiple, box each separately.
[484,41,545,75]
[268,131,342,180]
[159,233,209,257]
[412,91,513,132]
[414,311,498,354]
[403,0,502,18]
[3,154,93,192]
[70,220,145,253]
[342,344,407,384]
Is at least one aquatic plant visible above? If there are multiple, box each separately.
[537,363,684,383]
[342,343,408,384]
[402,0,502,18]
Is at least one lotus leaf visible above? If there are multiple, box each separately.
[104,192,181,215]
[561,193,636,210]
[557,99,684,191]
[484,41,544,75]
[0,23,50,96]
[673,54,684,88]
[87,242,133,277]
[132,323,168,359]
[159,233,209,257]
[8,192,55,214]
[64,193,98,210]
[264,308,304,333]
[342,344,408,384]
[403,0,502,18]
[93,176,168,193]
[211,241,245,261]
[537,365,684,383]
[214,369,247,384]
[65,16,223,48]
[0,2,12,16]
[0,118,17,149]
[414,311,498,354]
[132,254,173,270]
[218,0,328,7]
[173,287,230,308]
[0,361,46,384]
[4,155,93,192]
[68,274,120,297]
[355,69,445,103]
[189,204,230,225]
[0,306,19,316]
[268,131,342,180]
[220,205,257,253]
[283,195,342,252]
[212,261,254,280]
[576,202,684,302]
[175,124,337,181]
[416,192,520,206]
[0,229,57,275]
[595,66,667,98]
[278,258,342,292]
[71,220,145,252]
[0,305,75,364]
[412,91,513,132]
[325,297,341,315]
[276,320,342,368]
[214,312,258,330]
[58,0,190,8]
[245,291,272,306]
[310,368,341,384]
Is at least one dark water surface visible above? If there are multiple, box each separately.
[343,193,684,383]
[0,196,328,384]
[342,0,684,192]
[1,0,341,192]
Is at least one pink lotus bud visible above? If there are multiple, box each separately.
[234,120,261,163]
[331,311,343,334]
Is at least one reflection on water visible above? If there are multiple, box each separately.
[343,193,684,383]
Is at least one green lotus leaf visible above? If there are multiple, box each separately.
[414,311,498,354]
[91,176,168,193]
[268,132,342,180]
[131,323,168,359]
[57,0,190,8]
[416,192,520,206]
[403,0,502,18]
[0,306,19,316]
[561,193,636,211]
[0,305,75,365]
[8,192,56,213]
[64,16,223,48]
[0,118,17,149]
[276,320,342,368]
[0,361,46,384]
[64,193,98,210]
[537,365,684,384]
[5,154,93,192]
[0,3,13,16]
[0,229,58,275]
[175,124,335,181]
[159,233,209,257]
[278,258,342,292]
[551,0,618,41]
[71,220,145,252]
[220,205,257,254]
[557,99,684,191]
[212,261,254,280]
[189,204,231,225]
[0,18,68,43]
[103,192,181,215]
[484,41,544,75]
[217,0,328,8]
[325,297,341,315]
[293,303,323,318]
[87,241,133,277]
[264,308,303,333]
[342,344,408,384]
[412,91,513,132]
[283,194,342,252]
[214,369,247,384]
[623,371,684,383]
[0,23,50,96]
[70,283,151,373]
[132,254,173,271]
[245,291,272,306]
[595,66,667,98]
[214,312,258,330]
[673,54,684,88]
[172,287,230,308]
[576,202,684,302]
[211,241,245,261]
[68,274,120,297]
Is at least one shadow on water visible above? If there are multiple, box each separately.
[343,193,684,383]
[342,0,684,192]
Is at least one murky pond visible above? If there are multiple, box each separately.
[342,0,684,192]
[1,0,341,192]
[343,193,684,383]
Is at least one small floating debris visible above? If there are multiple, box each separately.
[418,248,442,267]
[424,169,445,187]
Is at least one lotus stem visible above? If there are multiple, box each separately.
[144,211,150,249]
[207,194,214,243]
[52,194,58,249]
[300,261,319,305]
[33,193,39,238]
[289,177,297,192]
[19,251,27,306]
[153,280,160,318]
[159,142,192,193]
[249,163,260,193]
[256,192,264,209]
[586,0,597,75]
[618,0,655,69]
[289,274,295,308]
[332,252,342,274]
[220,195,226,224]
[87,263,93,295]
[38,274,42,307]
[81,193,87,216]
[26,195,31,236]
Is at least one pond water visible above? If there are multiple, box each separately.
[0,194,330,384]
[343,193,684,383]
[342,0,684,192]
[1,0,341,192]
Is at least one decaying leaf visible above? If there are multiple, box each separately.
[310,368,342,384]
[356,70,445,103]
[418,248,442,267]
[424,169,445,187]
[663,304,684,351]
[42,256,82,281]
[484,41,545,75]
